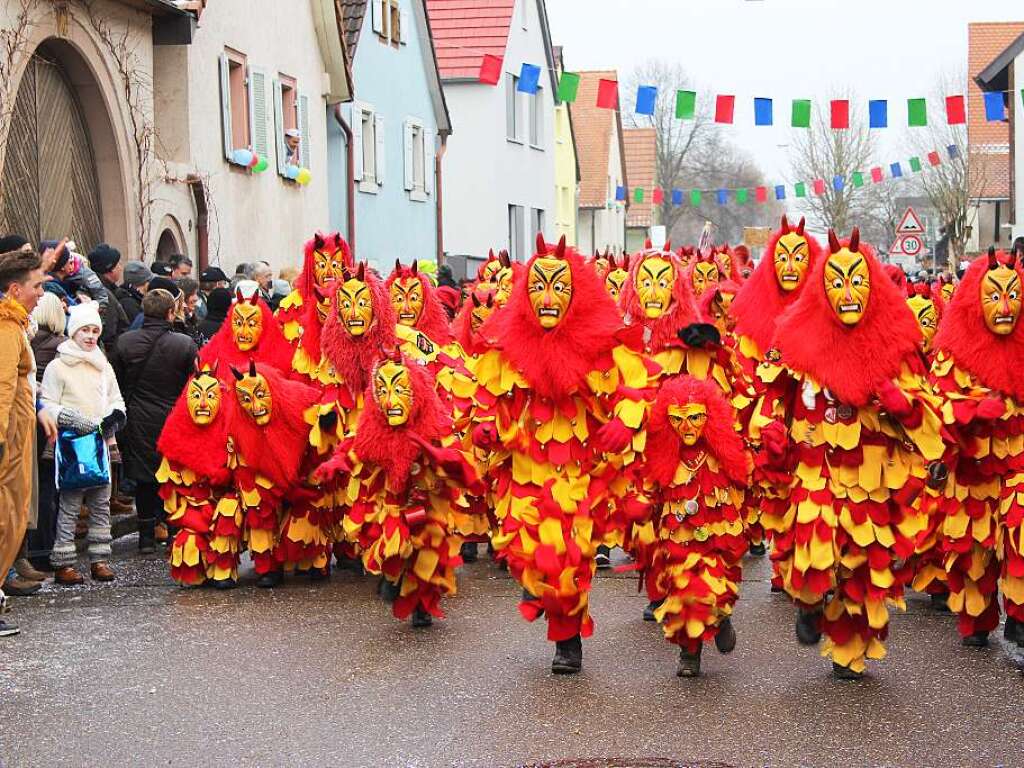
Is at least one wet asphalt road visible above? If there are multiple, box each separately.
[2,538,1023,768]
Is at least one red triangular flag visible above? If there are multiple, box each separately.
[652,188,664,205]
[813,178,826,195]
[945,95,966,125]
[596,79,618,109]
[870,167,883,183]
[927,151,941,166]
[715,95,735,124]
[830,100,849,129]
[755,186,767,203]
[478,54,503,86]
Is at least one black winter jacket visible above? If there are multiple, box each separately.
[116,285,144,324]
[111,318,197,482]
[99,277,130,352]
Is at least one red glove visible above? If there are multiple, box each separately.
[876,380,913,418]
[313,450,352,483]
[471,422,498,450]
[760,420,789,457]
[976,397,1006,421]
[596,417,633,453]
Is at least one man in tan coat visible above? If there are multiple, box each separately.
[0,248,45,637]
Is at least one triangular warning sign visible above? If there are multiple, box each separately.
[896,207,924,235]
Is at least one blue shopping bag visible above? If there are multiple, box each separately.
[55,429,110,491]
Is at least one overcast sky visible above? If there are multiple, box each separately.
[546,0,1023,181]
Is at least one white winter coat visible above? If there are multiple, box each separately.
[40,341,125,423]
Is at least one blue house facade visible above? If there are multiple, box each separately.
[329,0,451,271]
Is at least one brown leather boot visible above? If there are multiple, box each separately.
[54,566,85,585]
[14,558,47,582]
[109,497,135,515]
[90,562,115,582]
[154,522,169,543]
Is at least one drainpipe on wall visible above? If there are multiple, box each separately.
[187,174,209,272]
[436,136,446,265]
[333,103,357,253]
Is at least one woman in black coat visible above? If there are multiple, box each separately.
[111,289,197,552]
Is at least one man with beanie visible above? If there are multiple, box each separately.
[118,261,153,324]
[87,244,130,351]
[44,239,107,307]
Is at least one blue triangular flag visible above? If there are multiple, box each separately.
[716,189,728,205]
[754,97,773,126]
[671,188,684,206]
[984,91,1006,122]
[890,162,903,178]
[775,184,786,201]
[615,185,626,201]
[517,63,541,94]
[869,100,888,128]
[635,85,658,116]
[947,144,960,159]
[833,175,845,191]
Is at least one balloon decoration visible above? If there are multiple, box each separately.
[285,164,300,181]
[232,148,254,167]
[296,168,313,186]
[247,152,260,170]
[253,156,269,174]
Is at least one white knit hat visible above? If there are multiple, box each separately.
[66,301,103,338]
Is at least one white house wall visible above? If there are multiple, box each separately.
[1014,54,1024,241]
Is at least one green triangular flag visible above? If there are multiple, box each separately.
[851,171,864,188]
[908,98,927,127]
[676,90,696,120]
[735,188,748,204]
[690,188,702,207]
[792,99,811,128]
[909,156,922,172]
[794,182,806,198]
[557,72,581,103]
[633,187,644,203]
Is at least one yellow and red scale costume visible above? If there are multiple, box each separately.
[317,355,482,625]
[468,235,651,673]
[924,250,1024,646]
[635,376,751,676]
[222,362,320,577]
[156,365,238,586]
[757,229,944,677]
[200,293,295,375]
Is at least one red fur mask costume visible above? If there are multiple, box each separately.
[453,281,498,357]
[283,232,354,355]
[772,228,922,407]
[731,215,822,357]
[199,293,294,374]
[386,260,454,344]
[620,249,701,352]
[483,235,622,402]
[321,262,399,396]
[158,364,231,488]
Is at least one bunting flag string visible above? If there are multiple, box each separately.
[602,145,960,208]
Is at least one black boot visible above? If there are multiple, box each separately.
[643,598,664,622]
[929,591,951,613]
[256,570,282,589]
[460,541,479,563]
[210,578,237,590]
[962,631,989,648]
[748,542,766,556]
[832,662,864,680]
[676,645,702,677]
[595,545,611,570]
[137,518,156,555]
[551,635,582,674]
[1005,617,1024,647]
[770,582,784,593]
[307,567,329,582]
[714,618,737,653]
[795,607,823,645]
[411,607,433,628]
[378,576,401,603]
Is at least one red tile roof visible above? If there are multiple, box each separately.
[571,71,625,208]
[968,21,1024,199]
[623,128,656,228]
[425,0,515,79]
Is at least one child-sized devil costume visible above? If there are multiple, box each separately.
[925,249,1024,649]
[317,353,482,627]
[157,363,238,587]
[757,229,944,678]
[636,376,751,677]
[468,235,652,674]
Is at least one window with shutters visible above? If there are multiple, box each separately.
[389,0,401,47]
[405,118,427,202]
[373,0,390,42]
[278,74,299,168]
[220,48,252,165]
[508,204,525,262]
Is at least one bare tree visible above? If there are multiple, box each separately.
[623,59,712,236]
[788,91,878,234]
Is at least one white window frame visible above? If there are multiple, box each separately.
[352,101,379,193]
[519,0,528,29]
[508,204,525,262]
[404,118,428,202]
[506,73,522,144]
[220,49,255,167]
[530,208,545,243]
[529,86,543,148]
[372,0,390,41]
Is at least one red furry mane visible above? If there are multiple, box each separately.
[483,238,622,401]
[385,263,453,344]
[199,296,294,374]
[454,282,497,356]
[223,364,319,489]
[772,235,922,407]
[157,370,231,486]
[295,231,352,304]
[933,252,1024,400]
[645,376,750,487]
[353,357,451,489]
[731,221,823,355]
[620,251,701,351]
[321,266,397,394]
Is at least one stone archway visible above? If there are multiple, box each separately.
[156,227,181,261]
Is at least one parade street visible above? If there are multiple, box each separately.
[3,540,1022,768]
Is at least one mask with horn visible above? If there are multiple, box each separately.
[389,260,424,328]
[337,262,373,337]
[231,360,272,425]
[230,290,263,351]
[823,227,870,325]
[187,361,221,425]
[528,234,572,329]
[981,245,1021,335]
[774,215,810,292]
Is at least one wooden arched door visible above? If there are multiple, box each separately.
[2,44,103,252]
